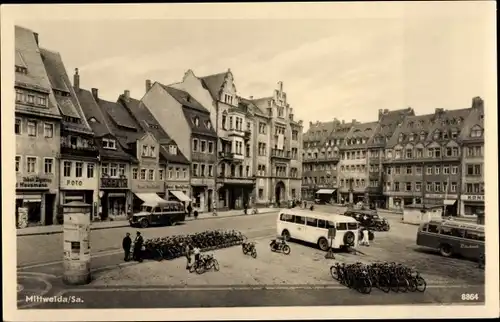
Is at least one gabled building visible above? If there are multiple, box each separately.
[75,85,136,219]
[249,82,303,206]
[338,120,378,204]
[41,51,99,220]
[301,119,343,201]
[366,108,414,207]
[118,88,191,204]
[15,26,62,227]
[458,97,485,216]
[142,82,217,212]
[383,106,471,211]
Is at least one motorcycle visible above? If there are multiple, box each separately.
[242,241,257,258]
[270,238,291,255]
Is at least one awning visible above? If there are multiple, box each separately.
[108,192,126,198]
[134,193,168,207]
[444,200,457,205]
[316,189,336,195]
[169,190,191,202]
[16,194,42,202]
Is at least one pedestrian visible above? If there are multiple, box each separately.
[361,228,370,246]
[193,245,201,266]
[187,202,193,218]
[304,201,307,208]
[310,204,314,211]
[133,231,144,262]
[122,232,132,261]
[194,210,198,220]
[212,201,217,216]
[185,242,193,270]
[243,202,248,215]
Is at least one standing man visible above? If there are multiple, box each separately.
[243,202,248,215]
[212,201,217,216]
[193,245,201,266]
[185,242,193,270]
[187,202,193,218]
[133,231,144,262]
[122,232,132,261]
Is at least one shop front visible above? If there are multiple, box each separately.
[424,193,459,216]
[191,178,215,213]
[60,167,98,220]
[16,175,57,227]
[165,183,191,204]
[315,189,337,204]
[131,180,164,213]
[100,176,130,220]
[460,194,485,216]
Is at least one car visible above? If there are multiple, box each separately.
[344,208,390,232]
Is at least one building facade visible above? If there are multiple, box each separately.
[250,82,303,206]
[383,107,471,211]
[142,82,217,212]
[338,121,378,204]
[15,26,62,227]
[459,97,485,216]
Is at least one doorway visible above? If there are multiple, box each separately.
[45,193,55,225]
[275,181,285,206]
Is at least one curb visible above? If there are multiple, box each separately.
[16,210,278,237]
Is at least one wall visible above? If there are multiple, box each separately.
[142,84,192,161]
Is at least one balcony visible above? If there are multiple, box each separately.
[61,142,99,158]
[218,151,244,162]
[227,127,246,138]
[100,177,128,189]
[271,149,291,160]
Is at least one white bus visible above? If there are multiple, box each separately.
[276,209,359,251]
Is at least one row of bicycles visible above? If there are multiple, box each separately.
[142,229,246,261]
[330,261,427,294]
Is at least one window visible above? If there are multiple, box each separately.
[258,189,264,199]
[15,118,21,134]
[87,163,94,178]
[406,149,413,159]
[43,123,53,138]
[118,164,125,176]
[176,168,180,179]
[394,182,400,191]
[16,156,21,172]
[434,182,441,192]
[37,96,47,107]
[395,166,401,175]
[426,166,432,175]
[201,140,207,153]
[467,164,482,176]
[406,182,412,191]
[427,224,439,233]
[150,146,156,157]
[415,166,422,175]
[294,215,305,225]
[110,163,117,177]
[75,162,83,177]
[306,217,318,227]
[426,182,433,192]
[415,182,421,191]
[451,166,458,175]
[222,114,227,130]
[63,161,71,177]
[193,139,199,152]
[208,165,213,177]
[192,164,198,176]
[148,169,154,181]
[142,145,149,156]
[200,164,206,177]
[27,121,37,136]
[159,169,164,181]
[406,166,412,175]
[434,166,440,175]
[416,148,423,158]
[102,138,116,149]
[259,122,266,134]
[101,163,109,175]
[140,169,146,180]
[169,145,177,155]
[132,168,138,179]
[27,94,35,104]
[183,169,187,179]
[208,142,214,153]
[443,166,450,175]
[470,127,483,138]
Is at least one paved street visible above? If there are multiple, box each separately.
[17,206,485,308]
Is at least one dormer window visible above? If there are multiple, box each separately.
[420,132,426,141]
[150,146,156,157]
[15,66,27,74]
[409,134,414,142]
[470,126,483,138]
[206,120,212,129]
[451,130,459,139]
[194,117,199,127]
[433,130,441,140]
[102,138,116,150]
[89,117,97,123]
[398,134,404,143]
[169,145,177,155]
[223,94,233,105]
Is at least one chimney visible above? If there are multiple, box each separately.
[472,96,484,109]
[186,95,191,102]
[278,81,283,92]
[145,79,152,93]
[378,109,383,121]
[73,68,80,90]
[249,96,253,100]
[435,108,444,115]
[91,88,99,101]
[123,90,130,101]
[33,32,39,46]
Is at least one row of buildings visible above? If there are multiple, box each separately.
[14,26,303,227]
[302,98,485,217]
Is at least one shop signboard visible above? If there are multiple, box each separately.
[16,176,52,189]
[460,195,485,202]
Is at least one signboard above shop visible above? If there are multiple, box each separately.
[16,176,52,189]
[460,195,485,202]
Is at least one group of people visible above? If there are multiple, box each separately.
[122,231,144,262]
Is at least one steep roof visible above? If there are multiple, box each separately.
[239,96,266,116]
[340,121,378,150]
[425,108,471,141]
[199,72,227,101]
[304,121,336,143]
[74,88,111,137]
[459,98,484,143]
[367,108,414,147]
[182,107,217,137]
[40,48,93,134]
[14,25,60,118]
[118,95,190,164]
[98,98,142,148]
[386,114,435,148]
[159,84,208,113]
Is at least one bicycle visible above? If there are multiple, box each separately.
[242,241,257,258]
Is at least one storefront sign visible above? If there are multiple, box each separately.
[101,178,128,189]
[461,195,485,202]
[165,184,190,190]
[136,182,161,190]
[16,176,51,188]
[425,194,458,199]
[66,179,83,187]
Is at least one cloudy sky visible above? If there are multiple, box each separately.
[9,2,496,130]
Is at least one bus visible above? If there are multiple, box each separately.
[416,219,484,260]
[276,209,359,251]
[129,200,186,228]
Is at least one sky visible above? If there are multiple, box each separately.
[9,2,496,131]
